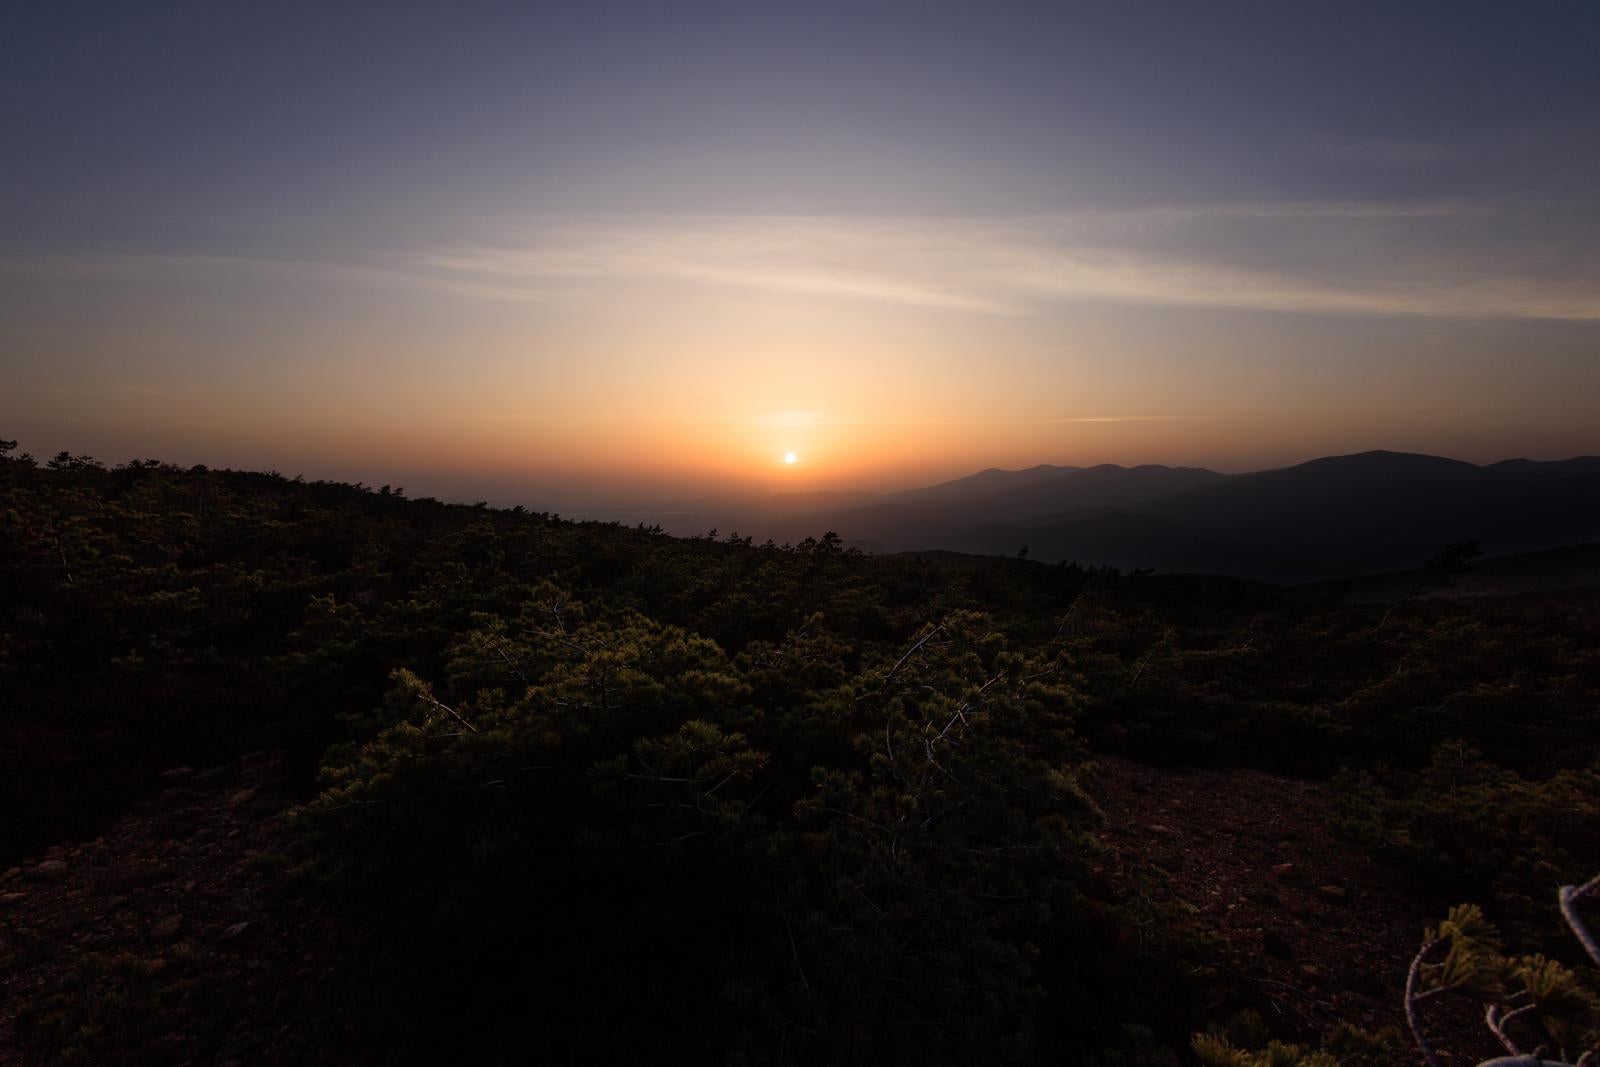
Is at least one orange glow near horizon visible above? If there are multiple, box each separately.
[14,371,1599,511]
[6,216,1600,508]
[5,9,1600,513]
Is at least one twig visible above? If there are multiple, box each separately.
[880,623,945,690]
[781,908,811,994]
[1559,874,1600,968]
[491,637,529,686]
[1485,1002,1537,1057]
[1405,938,1444,1067]
[421,694,478,734]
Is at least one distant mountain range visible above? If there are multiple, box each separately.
[626,451,1600,583]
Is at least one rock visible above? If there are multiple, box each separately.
[1299,964,1322,983]
[1315,884,1350,905]
[1339,967,1386,996]
[31,860,68,880]
[247,791,286,817]
[1145,823,1178,838]
[227,788,257,809]
[194,764,237,788]
[105,863,166,891]
[1271,862,1295,881]
[220,921,255,943]
[1262,930,1295,960]
[151,915,185,941]
[1,892,26,907]
[161,766,196,780]
[157,815,200,841]
[157,788,202,811]
[0,867,20,883]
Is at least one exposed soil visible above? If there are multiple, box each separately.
[1089,755,1500,1060]
[0,752,379,1066]
[2,752,1505,1063]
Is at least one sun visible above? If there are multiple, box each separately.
[783,451,798,465]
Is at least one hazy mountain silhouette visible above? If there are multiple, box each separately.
[1300,539,1600,602]
[877,463,1082,505]
[637,451,1600,583]
[992,451,1600,581]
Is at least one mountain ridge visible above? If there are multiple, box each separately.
[632,450,1600,583]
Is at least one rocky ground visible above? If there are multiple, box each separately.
[2,753,1501,1064]
[1089,756,1499,1060]
[0,752,380,1065]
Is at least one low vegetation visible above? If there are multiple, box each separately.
[3,440,1597,1064]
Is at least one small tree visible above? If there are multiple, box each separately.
[1404,874,1600,1067]
[1381,540,1483,627]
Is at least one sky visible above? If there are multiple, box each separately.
[3,1,1598,508]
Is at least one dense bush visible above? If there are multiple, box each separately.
[1337,748,1600,951]
[289,598,1202,1062]
[4,439,1599,1063]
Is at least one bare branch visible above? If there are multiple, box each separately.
[880,623,946,691]
[937,669,1008,740]
[490,637,529,686]
[1559,874,1600,969]
[781,907,811,994]
[1485,1002,1537,1057]
[1405,938,1444,1067]
[50,528,74,585]
[421,693,478,734]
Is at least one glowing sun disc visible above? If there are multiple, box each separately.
[783,452,798,464]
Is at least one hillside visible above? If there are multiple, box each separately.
[1302,540,1600,603]
[2,444,1598,1065]
[637,452,1600,583]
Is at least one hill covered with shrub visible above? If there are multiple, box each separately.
[2,441,1597,1064]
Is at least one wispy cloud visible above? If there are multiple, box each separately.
[404,222,1019,314]
[396,201,1600,321]
[1038,415,1201,423]
[7,199,1598,322]
[742,411,1206,430]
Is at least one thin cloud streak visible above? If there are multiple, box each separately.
[5,199,1597,322]
[402,203,1600,321]
[748,412,1204,429]
[1039,415,1202,423]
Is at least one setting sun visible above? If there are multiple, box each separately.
[6,5,1600,1061]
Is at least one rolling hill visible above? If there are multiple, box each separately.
[634,451,1600,582]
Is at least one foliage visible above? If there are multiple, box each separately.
[5,443,1600,1063]
[1188,1010,1408,1067]
[1337,749,1600,950]
[289,599,1194,1062]
[10,946,209,1064]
